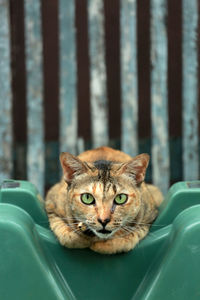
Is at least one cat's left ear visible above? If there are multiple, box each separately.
[60,152,88,184]
[121,154,150,185]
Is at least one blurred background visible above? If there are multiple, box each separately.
[1,0,200,195]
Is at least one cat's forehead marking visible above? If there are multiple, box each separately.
[90,181,115,203]
[92,183,97,194]
[92,160,124,200]
[94,160,112,188]
[104,182,117,198]
[94,182,103,194]
[112,184,117,194]
[106,182,112,192]
[93,159,112,170]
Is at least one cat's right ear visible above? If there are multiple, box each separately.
[118,153,150,186]
[60,152,87,184]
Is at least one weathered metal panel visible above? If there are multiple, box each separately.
[77,137,85,155]
[182,0,199,180]
[120,0,138,157]
[88,0,109,148]
[59,0,77,155]
[0,0,13,183]
[24,0,44,195]
[151,0,169,194]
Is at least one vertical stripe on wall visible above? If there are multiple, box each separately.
[0,0,12,183]
[182,0,199,180]
[88,0,109,148]
[151,0,169,194]
[77,137,85,154]
[59,0,77,155]
[24,0,44,195]
[120,0,138,157]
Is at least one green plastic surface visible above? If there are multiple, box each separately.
[1,180,200,299]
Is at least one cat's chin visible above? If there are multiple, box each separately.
[92,228,117,240]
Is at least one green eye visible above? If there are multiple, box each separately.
[114,194,128,205]
[81,193,95,205]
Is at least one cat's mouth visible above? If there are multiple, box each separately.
[79,223,113,238]
[93,228,116,239]
[82,228,113,238]
[97,229,112,234]
[82,228,96,237]
[79,221,115,239]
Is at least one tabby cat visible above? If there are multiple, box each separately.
[45,147,163,254]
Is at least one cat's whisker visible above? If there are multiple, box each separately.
[60,219,81,225]
[121,226,135,234]
[122,215,165,227]
[70,227,82,235]
[117,228,133,238]
[60,217,77,221]
[60,218,77,222]
[131,221,165,227]
[122,227,131,234]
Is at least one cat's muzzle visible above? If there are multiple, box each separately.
[78,222,95,237]
[78,221,113,239]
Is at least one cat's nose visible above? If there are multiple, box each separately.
[98,218,111,227]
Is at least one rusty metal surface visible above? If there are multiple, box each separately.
[182,0,199,181]
[120,0,138,157]
[151,0,170,195]
[88,0,109,148]
[24,0,44,195]
[0,0,13,183]
[59,0,77,155]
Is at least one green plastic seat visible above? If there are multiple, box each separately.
[1,180,200,300]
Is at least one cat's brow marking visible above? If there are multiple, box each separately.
[92,183,97,194]
[129,193,136,197]
[94,160,112,190]
[85,162,95,171]
[93,160,112,170]
[73,193,80,197]
[112,184,117,194]
[106,183,112,192]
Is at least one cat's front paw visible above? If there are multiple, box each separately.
[49,216,91,249]
[90,236,138,254]
[60,231,91,249]
[90,239,118,254]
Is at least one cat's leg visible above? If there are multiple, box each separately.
[90,225,149,254]
[48,214,91,248]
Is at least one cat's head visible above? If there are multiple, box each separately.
[60,152,149,239]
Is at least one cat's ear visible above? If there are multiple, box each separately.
[121,153,150,185]
[60,152,88,184]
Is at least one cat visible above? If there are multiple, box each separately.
[45,146,163,254]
